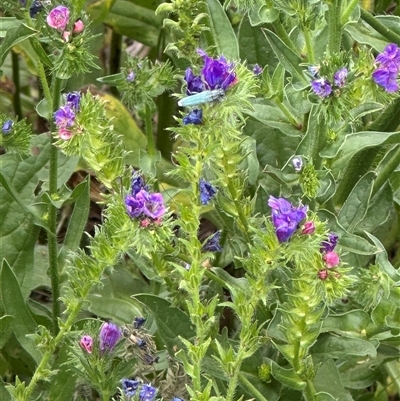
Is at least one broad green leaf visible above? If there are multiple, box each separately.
[262,29,308,87]
[87,0,163,47]
[88,267,147,324]
[337,172,375,233]
[238,16,278,69]
[313,359,354,401]
[311,333,377,363]
[321,310,371,337]
[267,358,307,390]
[344,22,388,51]
[0,260,41,365]
[0,378,11,401]
[58,178,90,269]
[0,315,14,349]
[206,0,239,60]
[0,134,51,297]
[0,17,21,37]
[0,23,37,68]
[134,294,195,355]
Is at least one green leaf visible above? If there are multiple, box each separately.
[337,171,375,233]
[0,134,51,297]
[0,260,42,365]
[87,0,163,47]
[58,178,90,268]
[0,315,14,349]
[321,310,371,337]
[248,0,279,25]
[262,29,308,88]
[266,358,307,390]
[313,359,354,401]
[134,294,195,355]
[206,0,239,60]
[0,23,37,68]
[0,378,11,401]
[0,17,21,37]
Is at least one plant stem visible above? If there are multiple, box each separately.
[303,29,315,64]
[372,145,400,197]
[145,103,155,157]
[49,77,62,336]
[360,8,400,46]
[303,379,317,401]
[274,97,300,127]
[327,0,343,55]
[238,373,269,401]
[35,58,52,113]
[11,51,23,120]
[341,0,359,25]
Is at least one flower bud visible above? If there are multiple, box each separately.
[58,128,72,140]
[79,335,93,353]
[323,251,340,268]
[62,31,71,42]
[292,156,303,172]
[99,322,121,352]
[73,19,84,34]
[301,221,315,235]
[46,6,70,31]
[2,119,13,135]
[318,269,328,280]
[126,71,136,82]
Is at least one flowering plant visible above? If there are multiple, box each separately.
[1,1,400,401]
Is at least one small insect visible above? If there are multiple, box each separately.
[178,89,225,107]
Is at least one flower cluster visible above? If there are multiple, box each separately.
[268,196,308,243]
[318,233,340,279]
[54,92,81,140]
[372,43,400,92]
[199,179,217,205]
[46,6,85,42]
[79,322,121,355]
[311,67,348,98]
[125,173,166,225]
[121,379,157,401]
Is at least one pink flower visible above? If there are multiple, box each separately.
[79,335,93,353]
[73,19,84,34]
[62,31,71,42]
[318,269,328,280]
[47,6,70,31]
[58,128,72,140]
[323,251,340,268]
[301,221,315,235]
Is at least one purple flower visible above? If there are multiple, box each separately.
[253,64,262,75]
[54,105,75,128]
[133,317,146,329]
[292,157,303,172]
[79,335,93,353]
[203,231,222,252]
[99,322,121,352]
[139,384,157,401]
[320,232,338,253]
[127,71,136,82]
[268,196,308,243]
[183,109,203,125]
[66,92,81,111]
[46,6,69,31]
[121,379,141,397]
[372,68,399,92]
[2,119,13,135]
[375,43,400,72]
[125,194,146,218]
[333,67,348,88]
[184,68,206,94]
[311,78,332,97]
[198,49,237,90]
[131,173,148,196]
[199,179,217,205]
[135,190,165,219]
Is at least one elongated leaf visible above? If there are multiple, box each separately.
[262,29,308,87]
[0,315,14,349]
[0,378,11,401]
[58,178,90,268]
[321,310,371,337]
[337,172,375,233]
[0,17,21,37]
[0,260,41,365]
[134,294,195,355]
[0,23,37,67]
[206,0,239,59]
[267,358,306,390]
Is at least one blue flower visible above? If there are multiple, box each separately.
[133,317,146,329]
[311,78,332,97]
[131,173,148,196]
[333,67,348,88]
[183,109,203,125]
[372,68,398,92]
[66,92,81,111]
[268,196,308,243]
[198,49,237,90]
[139,384,157,401]
[99,322,121,352]
[54,105,75,128]
[375,43,400,72]
[291,157,303,172]
[203,231,222,252]
[127,71,136,82]
[121,378,141,397]
[2,119,13,135]
[184,68,206,94]
[125,194,146,218]
[199,179,217,205]
[320,232,338,253]
[253,64,262,75]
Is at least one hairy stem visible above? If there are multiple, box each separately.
[341,0,360,25]
[327,0,343,55]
